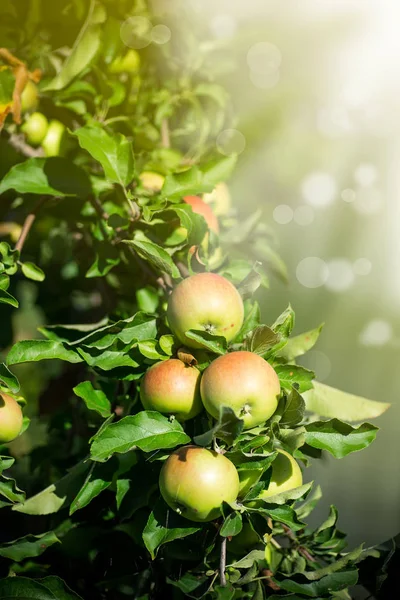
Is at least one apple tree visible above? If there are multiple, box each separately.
[0,1,394,598]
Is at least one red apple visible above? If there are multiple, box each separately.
[159,445,239,521]
[200,351,280,429]
[166,273,244,348]
[140,359,202,421]
[184,195,219,234]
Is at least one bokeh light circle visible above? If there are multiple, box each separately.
[301,350,332,382]
[247,42,282,74]
[210,14,237,39]
[151,24,171,45]
[301,172,337,208]
[353,258,372,276]
[296,257,329,288]
[354,163,378,187]
[273,204,293,225]
[294,205,314,226]
[250,69,280,89]
[359,319,393,347]
[120,16,152,50]
[341,188,356,203]
[325,259,354,292]
[216,129,246,156]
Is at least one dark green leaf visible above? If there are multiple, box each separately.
[7,341,83,366]
[0,288,18,308]
[280,387,306,426]
[304,419,378,458]
[124,238,181,279]
[143,499,201,559]
[278,324,324,361]
[245,325,280,356]
[0,531,60,562]
[221,512,243,537]
[275,570,358,597]
[0,576,83,599]
[73,381,111,417]
[70,459,117,515]
[73,125,135,187]
[0,475,25,504]
[185,330,227,355]
[0,363,20,393]
[194,406,244,447]
[274,365,314,393]
[90,411,191,462]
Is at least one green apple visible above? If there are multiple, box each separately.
[203,182,231,216]
[21,80,39,113]
[239,449,303,500]
[140,358,202,421]
[21,112,48,146]
[108,49,140,74]
[159,445,239,522]
[139,171,165,192]
[42,120,66,156]
[200,351,280,429]
[166,273,244,349]
[184,195,219,234]
[227,523,260,555]
[0,393,23,443]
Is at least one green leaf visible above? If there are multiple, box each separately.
[143,499,201,559]
[185,330,227,355]
[296,485,323,519]
[275,570,358,597]
[304,544,365,581]
[272,305,295,339]
[90,411,191,462]
[304,419,378,458]
[43,3,106,91]
[0,456,15,475]
[215,584,235,600]
[280,387,306,426]
[70,458,117,515]
[245,325,280,356]
[249,505,305,531]
[0,576,83,599]
[12,461,90,515]
[21,262,45,282]
[73,125,135,187]
[77,343,140,371]
[124,238,181,279]
[194,406,244,447]
[0,531,60,562]
[234,300,261,342]
[221,512,243,537]
[0,288,18,308]
[303,381,390,422]
[161,166,204,200]
[7,341,83,366]
[0,157,91,197]
[256,482,313,506]
[73,381,111,417]
[86,252,120,278]
[229,549,265,569]
[0,475,25,504]
[70,312,157,349]
[275,364,314,393]
[0,363,20,393]
[278,324,324,361]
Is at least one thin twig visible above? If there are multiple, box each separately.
[8,133,44,158]
[161,118,170,148]
[15,197,46,253]
[219,536,227,587]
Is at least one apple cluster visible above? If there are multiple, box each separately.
[140,272,303,522]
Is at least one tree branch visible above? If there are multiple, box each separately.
[15,197,46,253]
[219,536,227,587]
[8,133,44,158]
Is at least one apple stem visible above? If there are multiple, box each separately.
[219,536,227,587]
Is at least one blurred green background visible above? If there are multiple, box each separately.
[194,0,400,548]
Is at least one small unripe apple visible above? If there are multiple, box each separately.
[139,171,165,192]
[159,445,239,522]
[166,273,244,348]
[140,359,202,421]
[0,393,23,443]
[21,80,39,113]
[184,196,219,234]
[108,49,141,74]
[42,120,66,156]
[200,351,280,429]
[203,182,231,216]
[21,112,48,146]
[239,449,303,499]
